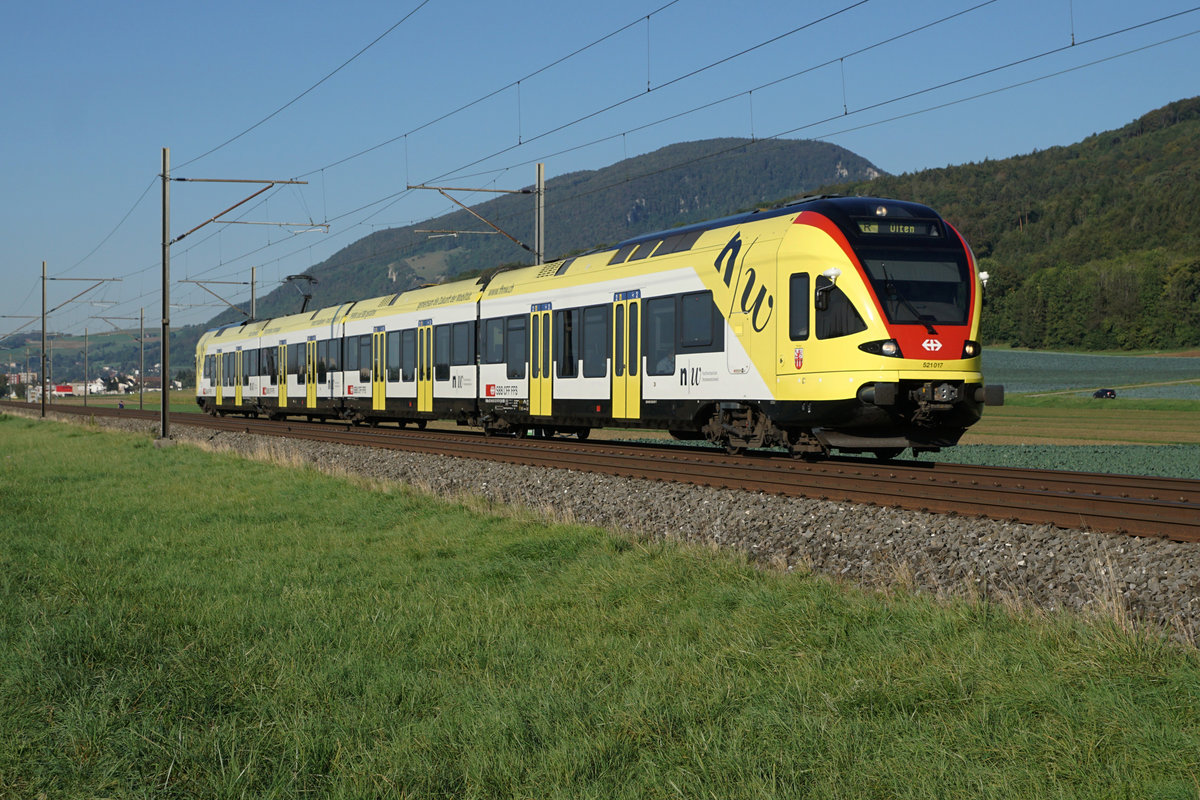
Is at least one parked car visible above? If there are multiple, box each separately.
[1092,388,1117,399]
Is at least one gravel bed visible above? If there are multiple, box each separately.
[19,408,1200,644]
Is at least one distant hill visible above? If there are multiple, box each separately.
[822,97,1200,350]
[209,137,881,326]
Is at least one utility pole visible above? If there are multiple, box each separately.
[161,147,171,439]
[140,308,144,411]
[535,162,545,266]
[41,261,46,417]
[83,328,88,407]
[251,266,256,321]
[161,146,308,439]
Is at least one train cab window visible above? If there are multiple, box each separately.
[815,278,868,339]
[451,322,473,366]
[401,329,416,381]
[434,325,451,381]
[789,274,810,341]
[555,309,579,378]
[505,315,526,379]
[204,355,214,382]
[482,318,505,364]
[582,305,609,378]
[645,296,676,376]
[386,331,401,381]
[358,335,371,382]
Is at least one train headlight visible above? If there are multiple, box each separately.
[858,339,903,358]
[961,340,981,358]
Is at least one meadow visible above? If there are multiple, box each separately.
[2,415,1199,798]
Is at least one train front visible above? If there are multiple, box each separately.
[775,196,1003,455]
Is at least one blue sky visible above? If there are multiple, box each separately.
[2,0,1197,337]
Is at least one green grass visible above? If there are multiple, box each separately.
[3,414,1200,798]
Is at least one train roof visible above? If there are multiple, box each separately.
[608,195,942,251]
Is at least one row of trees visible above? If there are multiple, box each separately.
[983,255,1200,350]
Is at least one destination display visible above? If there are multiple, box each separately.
[855,219,941,237]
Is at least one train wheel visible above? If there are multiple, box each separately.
[872,448,904,460]
[415,420,427,430]
[576,428,590,441]
[724,441,745,456]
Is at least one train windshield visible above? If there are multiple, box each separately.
[859,252,970,326]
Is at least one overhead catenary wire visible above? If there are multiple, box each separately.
[34,3,1200,336]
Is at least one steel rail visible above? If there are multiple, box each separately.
[10,402,1199,543]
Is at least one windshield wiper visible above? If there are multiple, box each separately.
[881,262,937,335]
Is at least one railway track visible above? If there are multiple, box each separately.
[11,402,1200,543]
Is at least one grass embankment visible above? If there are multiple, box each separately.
[3,415,1199,798]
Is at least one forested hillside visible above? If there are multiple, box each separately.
[825,97,1200,350]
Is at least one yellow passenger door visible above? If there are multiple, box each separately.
[305,338,317,408]
[612,291,641,420]
[529,304,552,417]
[234,349,243,406]
[417,321,433,413]
[372,328,386,412]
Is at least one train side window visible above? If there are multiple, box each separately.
[434,325,451,381]
[315,341,328,383]
[264,348,277,385]
[789,274,810,341]
[451,321,472,366]
[401,329,416,381]
[387,331,400,381]
[325,340,338,373]
[680,291,712,348]
[645,296,675,376]
[582,305,609,378]
[343,337,356,374]
[482,318,505,364]
[505,315,526,379]
[358,335,371,382]
[815,278,868,339]
[555,309,579,378]
[287,344,302,379]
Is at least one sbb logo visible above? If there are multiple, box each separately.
[485,384,496,397]
[921,339,943,352]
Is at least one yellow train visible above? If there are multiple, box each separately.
[196,195,1003,458]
